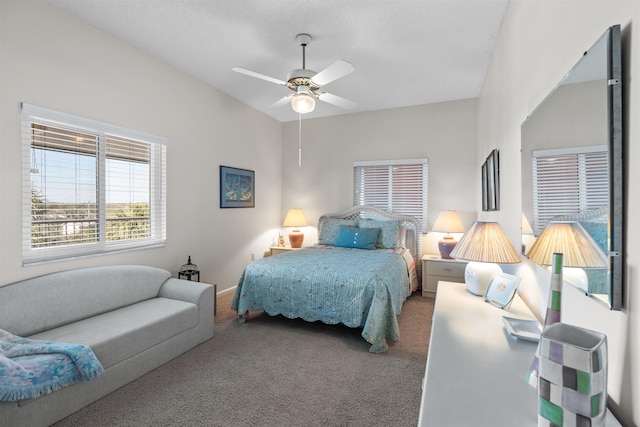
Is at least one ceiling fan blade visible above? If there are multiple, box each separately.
[232,67,287,85]
[317,92,357,110]
[311,60,354,86]
[270,95,292,108]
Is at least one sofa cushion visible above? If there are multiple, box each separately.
[0,266,171,336]
[28,298,198,369]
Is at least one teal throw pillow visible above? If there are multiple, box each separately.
[336,226,380,250]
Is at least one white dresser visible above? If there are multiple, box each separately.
[418,281,622,426]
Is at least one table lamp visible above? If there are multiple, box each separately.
[450,220,521,296]
[526,220,608,322]
[526,221,608,268]
[283,208,308,248]
[432,210,465,259]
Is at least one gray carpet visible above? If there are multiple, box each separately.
[54,290,434,427]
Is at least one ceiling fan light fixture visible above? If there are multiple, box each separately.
[291,86,315,113]
[232,32,355,117]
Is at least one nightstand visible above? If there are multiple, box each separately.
[270,246,299,256]
[421,255,468,297]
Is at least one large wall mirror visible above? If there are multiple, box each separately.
[521,25,622,310]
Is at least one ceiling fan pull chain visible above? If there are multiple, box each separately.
[298,113,303,167]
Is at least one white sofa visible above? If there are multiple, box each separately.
[0,265,214,427]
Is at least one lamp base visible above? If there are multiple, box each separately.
[438,236,457,259]
[289,230,304,248]
[464,261,503,296]
[563,267,588,293]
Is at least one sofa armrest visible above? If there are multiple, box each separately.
[158,278,214,341]
[158,278,211,304]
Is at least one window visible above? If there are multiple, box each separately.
[532,146,608,234]
[22,103,166,264]
[353,159,428,232]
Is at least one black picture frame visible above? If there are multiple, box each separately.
[481,162,489,212]
[220,165,255,208]
[482,149,500,211]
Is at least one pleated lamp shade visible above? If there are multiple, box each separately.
[526,221,608,268]
[450,220,521,296]
[450,221,521,264]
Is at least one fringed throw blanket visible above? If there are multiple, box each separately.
[0,329,104,401]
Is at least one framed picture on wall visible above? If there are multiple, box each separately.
[482,149,500,211]
[220,165,255,208]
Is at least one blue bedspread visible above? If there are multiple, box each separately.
[0,329,104,402]
[231,246,415,352]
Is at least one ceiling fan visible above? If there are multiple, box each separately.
[233,33,357,114]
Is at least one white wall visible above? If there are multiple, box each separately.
[478,1,639,425]
[280,100,479,254]
[0,1,282,291]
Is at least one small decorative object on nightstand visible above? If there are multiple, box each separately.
[178,256,200,281]
[432,210,465,259]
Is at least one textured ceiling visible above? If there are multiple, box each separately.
[47,0,509,122]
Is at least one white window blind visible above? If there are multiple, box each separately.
[22,103,166,264]
[353,159,428,232]
[532,146,608,235]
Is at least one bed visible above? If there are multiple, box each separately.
[231,205,422,353]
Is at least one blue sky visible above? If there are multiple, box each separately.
[32,149,149,205]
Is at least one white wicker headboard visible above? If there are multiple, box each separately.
[318,205,422,281]
[550,206,608,222]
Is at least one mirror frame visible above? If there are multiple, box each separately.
[521,25,623,310]
[609,25,623,310]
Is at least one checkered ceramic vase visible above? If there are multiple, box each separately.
[538,322,608,427]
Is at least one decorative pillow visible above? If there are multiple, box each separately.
[318,218,357,245]
[398,226,407,249]
[358,219,401,249]
[336,225,380,250]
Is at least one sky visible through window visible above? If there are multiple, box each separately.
[32,148,149,205]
